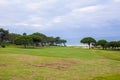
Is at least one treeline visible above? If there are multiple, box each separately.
[81,37,120,50]
[0,28,67,48]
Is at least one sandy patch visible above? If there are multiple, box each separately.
[0,64,7,67]
[28,59,79,70]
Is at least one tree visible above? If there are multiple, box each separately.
[109,41,118,50]
[0,32,5,42]
[80,37,96,49]
[30,35,42,46]
[118,41,120,47]
[105,41,120,50]
[23,33,27,36]
[0,28,67,48]
[15,35,33,48]
[8,33,21,44]
[55,37,61,46]
[105,42,110,49]
[97,40,107,49]
[117,41,120,50]
[60,39,67,46]
[46,37,55,46]
[32,32,47,46]
[0,28,9,42]
[0,28,9,48]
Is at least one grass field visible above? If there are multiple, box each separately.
[0,46,120,80]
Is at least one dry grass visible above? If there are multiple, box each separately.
[28,59,79,70]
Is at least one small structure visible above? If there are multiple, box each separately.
[67,44,89,48]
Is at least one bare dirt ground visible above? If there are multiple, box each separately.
[28,59,79,70]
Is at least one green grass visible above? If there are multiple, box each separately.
[0,46,120,80]
[0,47,101,59]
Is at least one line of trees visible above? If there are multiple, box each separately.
[80,37,120,50]
[0,28,67,48]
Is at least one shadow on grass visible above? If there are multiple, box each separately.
[16,46,44,49]
[90,74,120,80]
[94,48,120,51]
[94,49,120,61]
[101,52,120,61]
[104,55,120,61]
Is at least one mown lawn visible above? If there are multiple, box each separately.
[0,46,120,80]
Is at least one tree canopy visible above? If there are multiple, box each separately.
[97,40,107,49]
[6,31,67,48]
[15,35,33,48]
[80,37,96,48]
[0,28,9,42]
[0,28,9,48]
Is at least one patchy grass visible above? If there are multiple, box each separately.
[0,47,120,80]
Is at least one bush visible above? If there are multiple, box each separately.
[0,40,6,48]
[1,44,6,48]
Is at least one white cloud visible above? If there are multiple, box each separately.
[114,0,120,2]
[45,5,102,28]
[26,3,42,11]
[77,5,101,12]
[25,0,58,11]
[0,0,22,7]
[0,0,10,6]
[0,0,120,39]
[14,23,29,26]
[13,22,46,30]
[43,1,120,30]
[27,16,44,23]
[52,16,63,23]
[66,0,97,9]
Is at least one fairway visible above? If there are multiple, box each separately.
[0,47,120,80]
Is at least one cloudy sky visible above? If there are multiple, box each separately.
[0,0,120,44]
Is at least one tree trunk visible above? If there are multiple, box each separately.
[24,44,27,48]
[102,46,104,50]
[63,43,66,47]
[88,43,90,49]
